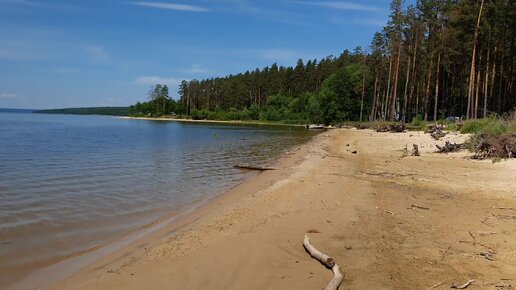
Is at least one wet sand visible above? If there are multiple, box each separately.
[42,129,516,289]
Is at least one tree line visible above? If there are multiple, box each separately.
[132,0,515,124]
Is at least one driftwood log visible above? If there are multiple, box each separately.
[233,165,276,171]
[303,235,343,290]
[377,123,406,133]
[436,141,463,153]
[411,144,420,156]
[426,124,447,140]
[451,279,474,289]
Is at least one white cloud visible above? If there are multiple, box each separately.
[131,2,208,12]
[84,46,110,63]
[290,1,380,12]
[185,64,209,74]
[331,16,386,26]
[134,76,185,87]
[0,93,19,99]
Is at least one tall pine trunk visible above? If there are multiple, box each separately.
[483,44,490,118]
[384,57,393,120]
[433,51,442,121]
[424,45,435,121]
[390,43,402,121]
[402,55,411,122]
[466,0,485,119]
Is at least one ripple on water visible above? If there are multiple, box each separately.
[0,113,318,288]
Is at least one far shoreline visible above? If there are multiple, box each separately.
[119,116,307,127]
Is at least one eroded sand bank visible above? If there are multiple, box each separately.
[45,129,516,290]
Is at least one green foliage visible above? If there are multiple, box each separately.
[36,107,130,116]
[130,84,180,117]
[318,64,362,124]
[460,117,508,136]
[409,116,428,131]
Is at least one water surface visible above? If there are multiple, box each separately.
[0,113,317,287]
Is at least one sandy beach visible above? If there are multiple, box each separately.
[40,128,516,290]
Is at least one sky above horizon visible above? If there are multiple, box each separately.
[0,0,393,109]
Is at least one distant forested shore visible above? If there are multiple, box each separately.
[131,0,514,125]
[35,107,130,116]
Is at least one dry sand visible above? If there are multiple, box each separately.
[44,129,516,290]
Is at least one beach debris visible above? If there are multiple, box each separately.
[470,133,516,159]
[303,235,343,290]
[479,251,494,261]
[233,165,276,171]
[411,204,430,210]
[426,281,444,290]
[401,145,409,158]
[411,144,420,156]
[352,150,358,154]
[426,124,447,140]
[451,279,474,289]
[307,229,321,234]
[436,141,464,153]
[355,123,368,130]
[441,245,451,260]
[377,123,406,133]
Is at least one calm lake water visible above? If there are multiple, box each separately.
[0,112,317,288]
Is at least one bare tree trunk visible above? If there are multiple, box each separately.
[360,56,366,122]
[475,68,481,119]
[498,55,504,113]
[483,45,490,118]
[385,57,393,119]
[380,89,387,120]
[370,74,378,121]
[490,46,497,112]
[390,44,402,121]
[424,45,435,121]
[433,51,442,121]
[402,55,411,122]
[408,38,419,120]
[466,0,485,119]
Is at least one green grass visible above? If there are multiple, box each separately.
[460,116,516,136]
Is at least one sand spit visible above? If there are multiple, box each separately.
[43,129,515,290]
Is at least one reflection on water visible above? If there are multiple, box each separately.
[0,113,316,287]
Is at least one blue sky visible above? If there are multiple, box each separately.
[0,0,392,109]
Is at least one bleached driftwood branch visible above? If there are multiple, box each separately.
[233,165,276,171]
[303,235,343,290]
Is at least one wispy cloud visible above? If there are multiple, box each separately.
[260,49,299,62]
[331,16,387,26]
[0,93,19,99]
[0,0,35,5]
[131,2,208,12]
[290,1,380,12]
[84,46,110,63]
[134,76,185,86]
[185,64,209,74]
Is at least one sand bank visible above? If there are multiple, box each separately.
[42,129,516,289]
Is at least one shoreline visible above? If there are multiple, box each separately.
[7,129,323,290]
[18,129,516,289]
[119,116,306,127]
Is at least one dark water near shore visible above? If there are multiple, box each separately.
[0,113,317,287]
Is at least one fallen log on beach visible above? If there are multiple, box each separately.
[233,165,276,171]
[303,235,343,290]
[377,123,406,133]
[436,141,463,153]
